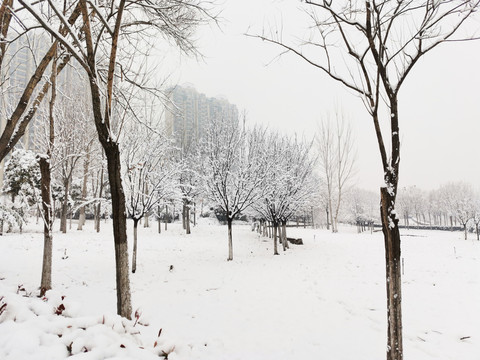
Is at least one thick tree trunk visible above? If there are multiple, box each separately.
[476,223,479,240]
[132,218,139,273]
[95,167,104,233]
[157,205,161,234]
[325,207,329,230]
[105,144,132,318]
[60,177,70,233]
[193,202,196,227]
[186,205,191,234]
[328,198,334,232]
[227,217,233,261]
[182,203,186,229]
[77,149,90,231]
[380,187,403,360]
[464,224,467,240]
[39,157,53,297]
[81,0,130,319]
[273,221,279,255]
[282,220,289,250]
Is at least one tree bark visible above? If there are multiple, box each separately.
[328,197,335,232]
[77,148,90,231]
[132,218,139,273]
[157,205,161,234]
[193,202,196,227]
[227,217,233,261]
[39,51,56,296]
[105,143,132,318]
[282,220,289,250]
[95,167,104,233]
[380,187,403,360]
[39,157,53,296]
[186,204,191,234]
[59,176,70,233]
[273,221,279,255]
[182,203,186,229]
[325,207,329,230]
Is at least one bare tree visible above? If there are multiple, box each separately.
[54,83,88,233]
[38,49,57,296]
[202,120,266,261]
[253,1,480,358]
[123,123,177,274]
[317,110,355,233]
[253,131,316,254]
[439,182,474,240]
[178,145,203,235]
[316,119,335,231]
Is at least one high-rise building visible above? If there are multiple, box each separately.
[1,37,38,151]
[165,85,238,150]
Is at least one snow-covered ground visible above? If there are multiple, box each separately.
[0,218,479,359]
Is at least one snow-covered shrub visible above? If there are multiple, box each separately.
[2,149,40,204]
[0,204,23,230]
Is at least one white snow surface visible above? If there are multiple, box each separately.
[0,219,479,359]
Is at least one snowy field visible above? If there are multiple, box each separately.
[0,218,479,359]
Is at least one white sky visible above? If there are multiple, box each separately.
[161,0,480,192]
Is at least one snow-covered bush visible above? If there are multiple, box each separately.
[2,149,40,204]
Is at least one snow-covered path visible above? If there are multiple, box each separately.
[0,220,479,359]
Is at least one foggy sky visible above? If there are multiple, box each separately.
[161,0,480,192]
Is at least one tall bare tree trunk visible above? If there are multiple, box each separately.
[157,205,161,234]
[80,0,131,319]
[77,146,90,231]
[39,53,56,297]
[329,198,335,232]
[60,177,70,233]
[95,167,104,233]
[186,205,191,234]
[282,220,289,250]
[132,218,139,273]
[39,158,53,296]
[105,143,132,318]
[380,188,403,360]
[325,207,329,230]
[227,217,233,261]
[273,221,279,255]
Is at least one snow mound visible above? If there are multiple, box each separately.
[0,284,174,359]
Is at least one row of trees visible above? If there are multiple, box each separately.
[397,182,480,240]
